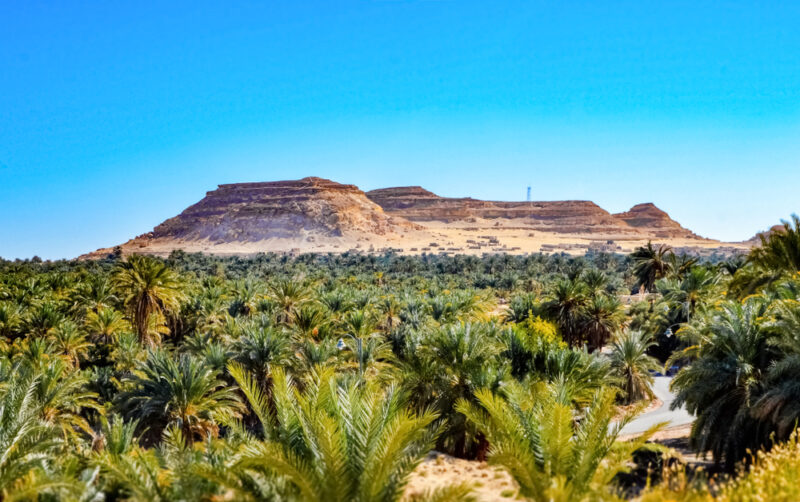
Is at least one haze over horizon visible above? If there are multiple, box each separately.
[2,1,799,260]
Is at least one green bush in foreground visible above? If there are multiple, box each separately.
[641,430,800,502]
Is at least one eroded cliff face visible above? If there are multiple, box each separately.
[151,177,419,242]
[368,187,640,236]
[83,177,433,258]
[83,177,742,259]
[743,224,786,246]
[612,203,699,239]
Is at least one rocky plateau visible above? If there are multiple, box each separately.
[83,177,750,258]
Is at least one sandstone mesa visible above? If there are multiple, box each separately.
[83,177,750,259]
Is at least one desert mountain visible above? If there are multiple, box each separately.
[743,224,786,246]
[150,177,421,240]
[368,187,641,236]
[612,203,699,239]
[84,177,437,258]
[83,177,747,258]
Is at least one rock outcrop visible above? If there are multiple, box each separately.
[743,224,786,246]
[83,177,431,258]
[150,177,419,241]
[83,177,745,259]
[612,203,699,239]
[369,187,650,236]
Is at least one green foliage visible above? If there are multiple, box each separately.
[231,365,438,502]
[117,351,244,445]
[1,240,799,499]
[113,255,184,346]
[0,362,63,497]
[609,330,660,404]
[631,242,674,293]
[670,297,777,469]
[457,382,662,501]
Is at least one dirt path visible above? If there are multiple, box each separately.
[404,452,519,501]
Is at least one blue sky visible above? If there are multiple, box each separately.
[2,1,799,259]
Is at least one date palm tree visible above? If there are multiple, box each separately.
[113,255,184,347]
[659,266,721,323]
[32,357,101,445]
[117,351,244,446]
[290,303,329,340]
[228,364,439,502]
[671,298,777,469]
[752,296,800,437]
[402,322,505,458]
[504,292,540,324]
[729,216,800,298]
[579,294,625,351]
[609,330,660,404]
[0,363,62,499]
[377,295,402,331]
[0,301,22,340]
[72,276,118,314]
[631,242,673,293]
[749,215,800,276]
[267,277,312,326]
[542,278,588,346]
[85,306,131,344]
[229,278,263,317]
[49,320,91,368]
[231,325,291,394]
[24,301,64,338]
[457,382,661,502]
[534,345,616,410]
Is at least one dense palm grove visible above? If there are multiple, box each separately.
[2,216,800,501]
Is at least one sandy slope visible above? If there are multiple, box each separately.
[403,452,519,501]
[85,223,747,259]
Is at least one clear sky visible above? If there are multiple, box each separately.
[2,1,799,260]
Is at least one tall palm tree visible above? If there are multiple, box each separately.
[609,330,660,404]
[228,365,439,502]
[659,266,721,323]
[631,242,674,293]
[117,351,244,446]
[542,278,589,346]
[752,296,800,437]
[0,363,62,499]
[671,298,776,469]
[113,255,185,347]
[231,325,291,393]
[402,322,505,458]
[457,382,661,501]
[579,294,625,351]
